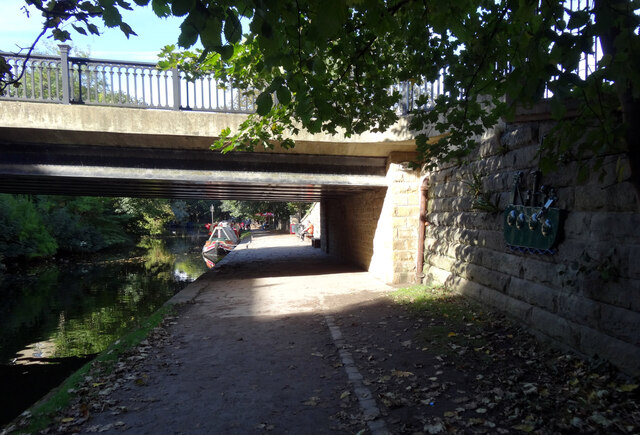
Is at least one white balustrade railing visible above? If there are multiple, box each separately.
[0,45,258,113]
[0,46,442,115]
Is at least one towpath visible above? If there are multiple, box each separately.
[14,231,639,434]
[74,231,396,434]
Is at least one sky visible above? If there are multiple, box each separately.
[0,0,188,62]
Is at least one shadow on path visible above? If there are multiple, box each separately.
[60,233,393,434]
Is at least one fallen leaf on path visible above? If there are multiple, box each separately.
[391,370,414,378]
[424,422,444,433]
[521,383,537,395]
[512,424,535,432]
[589,413,612,427]
[617,383,638,392]
[303,396,321,406]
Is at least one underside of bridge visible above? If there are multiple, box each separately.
[0,141,388,202]
[0,101,422,202]
[0,102,423,285]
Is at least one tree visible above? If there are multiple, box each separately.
[220,200,309,224]
[161,0,640,191]
[3,1,640,192]
[114,197,175,235]
[177,199,223,222]
[0,194,58,259]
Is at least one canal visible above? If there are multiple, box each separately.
[0,232,215,427]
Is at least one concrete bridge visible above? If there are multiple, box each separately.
[0,50,441,284]
[0,100,421,201]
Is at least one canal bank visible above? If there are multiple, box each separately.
[14,231,394,434]
[0,233,212,427]
[6,231,640,434]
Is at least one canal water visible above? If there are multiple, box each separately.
[0,233,215,427]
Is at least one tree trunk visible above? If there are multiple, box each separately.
[594,0,640,200]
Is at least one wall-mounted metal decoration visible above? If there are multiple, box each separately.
[504,171,562,254]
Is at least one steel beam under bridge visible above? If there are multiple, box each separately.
[0,143,388,201]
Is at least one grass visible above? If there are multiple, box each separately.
[390,284,491,355]
[390,284,470,320]
[11,305,174,434]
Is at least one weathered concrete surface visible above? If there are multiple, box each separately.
[0,101,418,154]
[175,233,393,316]
[81,232,393,434]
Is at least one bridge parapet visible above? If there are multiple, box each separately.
[1,46,443,116]
[1,45,255,113]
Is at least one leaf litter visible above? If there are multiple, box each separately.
[331,287,639,434]
[4,289,638,435]
[4,320,174,435]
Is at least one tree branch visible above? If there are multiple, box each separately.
[0,25,48,93]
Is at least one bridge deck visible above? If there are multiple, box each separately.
[0,101,421,201]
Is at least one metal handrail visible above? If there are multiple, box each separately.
[0,48,444,115]
[0,48,258,113]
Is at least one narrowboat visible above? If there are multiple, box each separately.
[202,223,239,255]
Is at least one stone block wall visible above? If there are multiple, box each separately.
[322,188,386,274]
[322,160,422,284]
[423,119,640,376]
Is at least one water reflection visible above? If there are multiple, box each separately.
[202,252,218,269]
[0,234,211,426]
[0,235,208,365]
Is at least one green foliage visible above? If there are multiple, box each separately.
[0,195,191,263]
[219,200,262,219]
[461,171,501,213]
[0,194,58,259]
[288,202,313,219]
[4,0,640,189]
[154,0,639,188]
[114,198,175,235]
[170,200,189,222]
[220,200,309,222]
[44,196,132,252]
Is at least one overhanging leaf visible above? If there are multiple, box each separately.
[224,12,242,44]
[72,24,87,36]
[171,0,195,16]
[255,92,273,115]
[102,6,122,27]
[201,16,223,49]
[151,0,171,17]
[217,45,234,61]
[178,20,198,48]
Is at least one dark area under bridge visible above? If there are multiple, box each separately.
[0,142,388,201]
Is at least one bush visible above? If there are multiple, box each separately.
[0,194,58,259]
